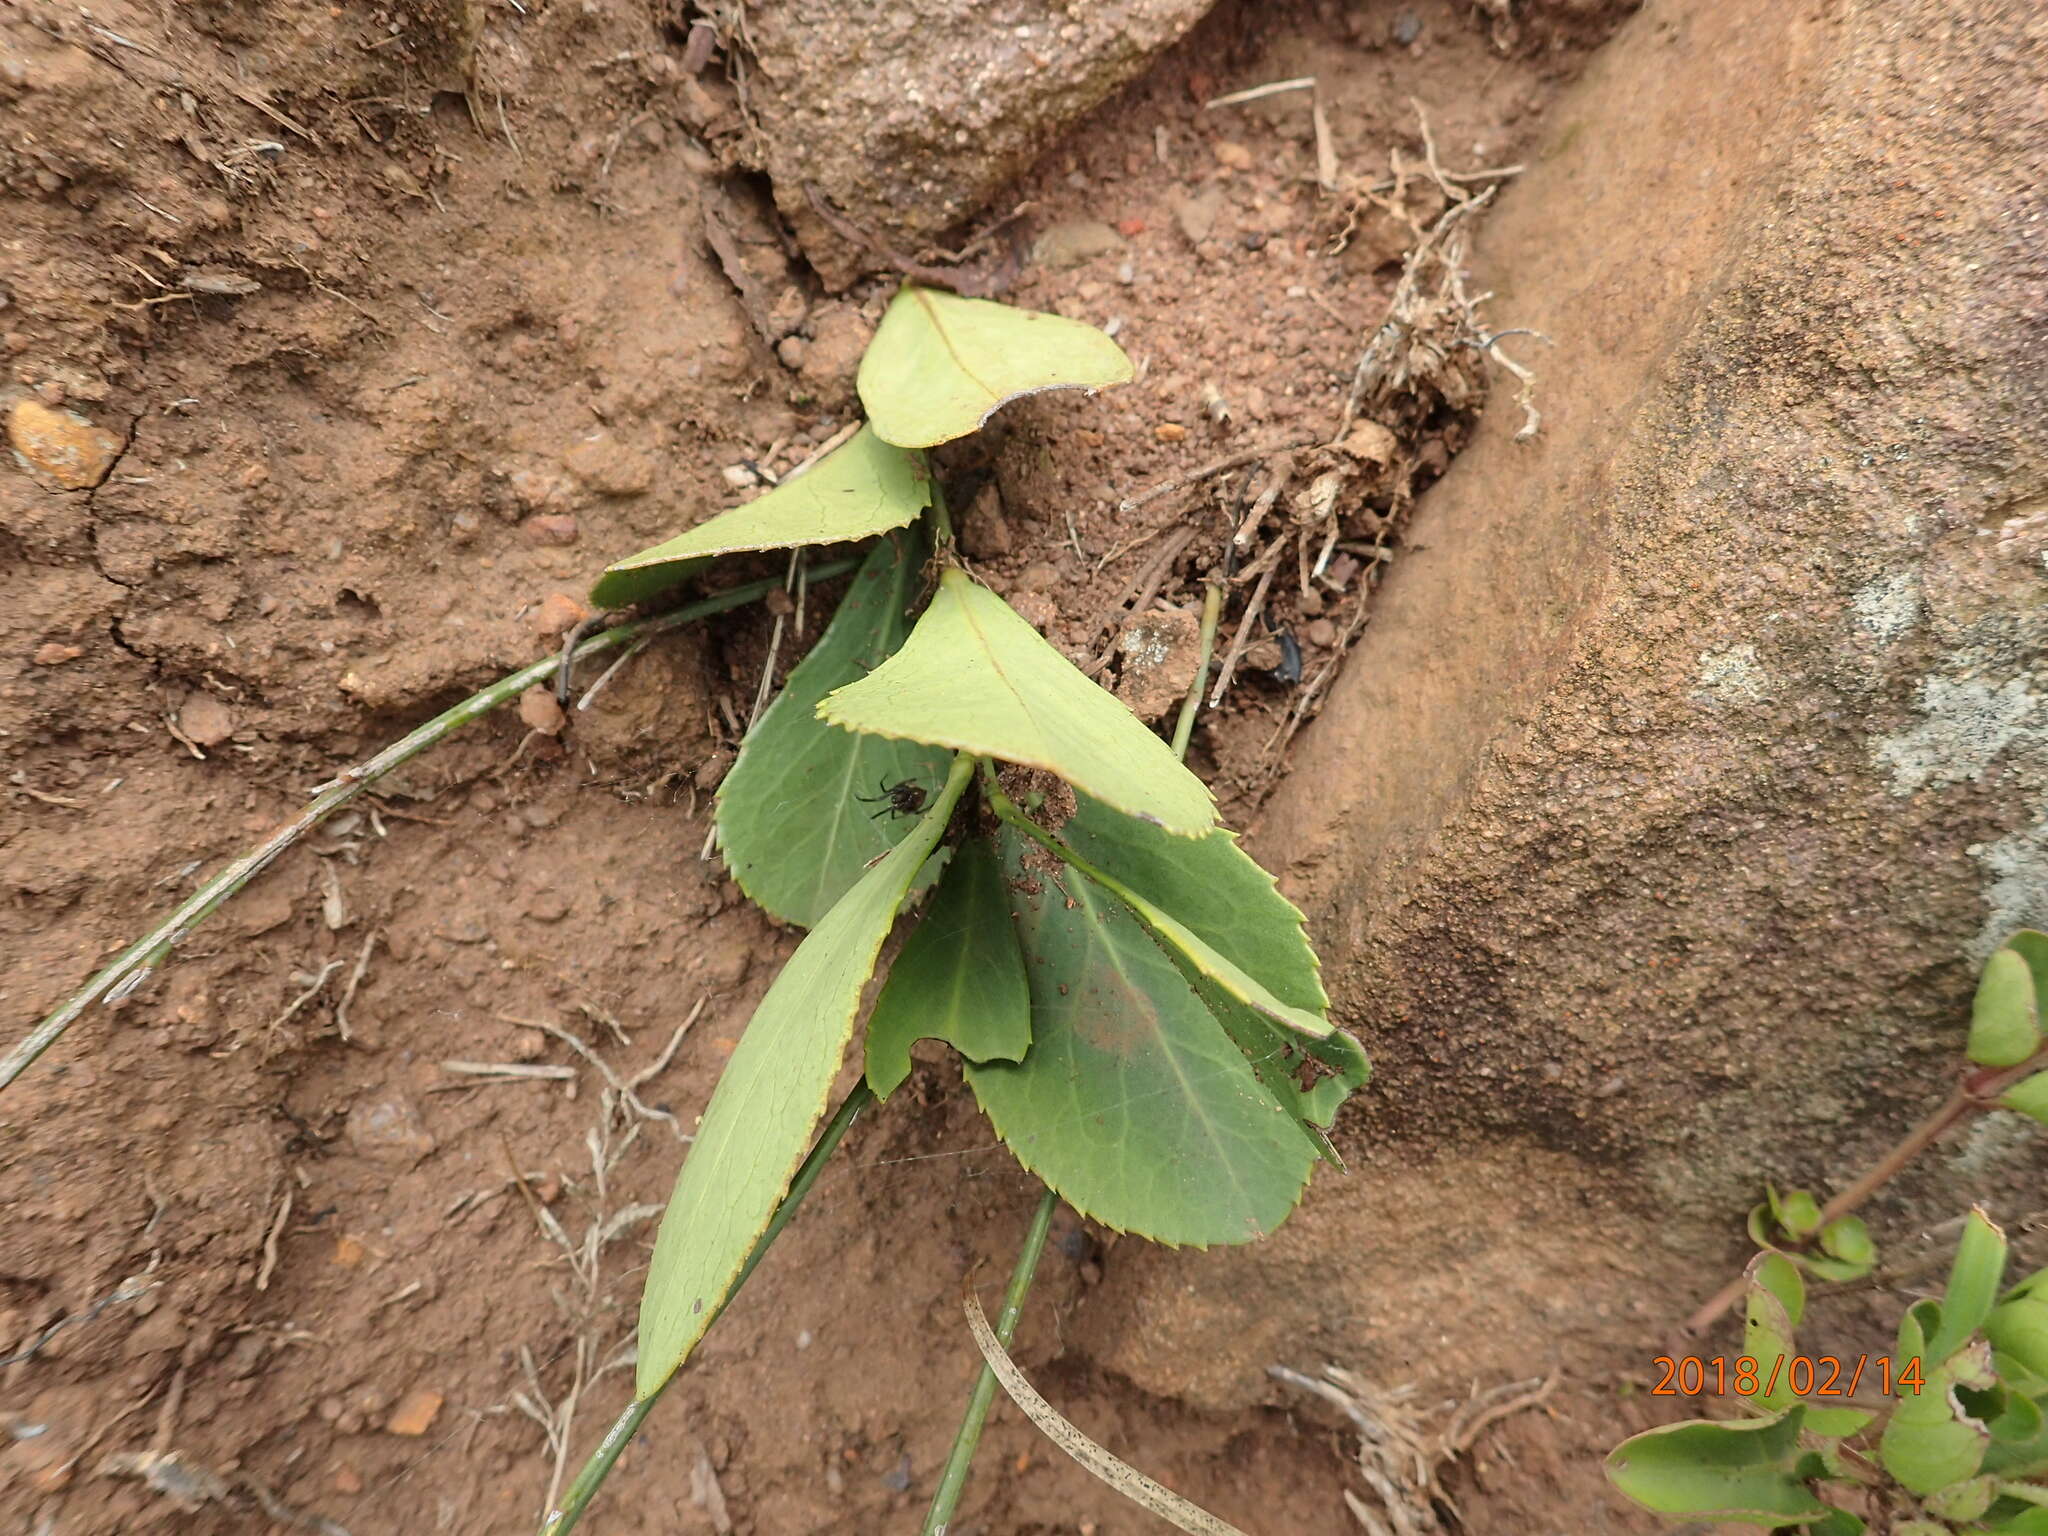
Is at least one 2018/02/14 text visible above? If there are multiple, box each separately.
[1650,1355,1925,1398]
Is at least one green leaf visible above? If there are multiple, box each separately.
[857,285,1134,450]
[1746,1253,1807,1412]
[1987,1289,2048,1383]
[2006,929,2048,1017]
[1194,981,1368,1166]
[1770,1184,1824,1242]
[1604,1407,1831,1522]
[1972,947,2045,1067]
[1807,1511,1865,1536]
[1891,1523,1948,1536]
[1820,1217,1876,1271]
[590,426,930,608]
[820,569,1216,837]
[1059,793,1327,1013]
[1927,1473,1998,1521]
[864,837,1031,1098]
[1981,1510,2048,1536]
[1880,1341,1995,1494]
[713,531,953,926]
[636,755,972,1398]
[1928,1209,2010,1364]
[964,831,1318,1245]
[2002,1070,2048,1128]
[1047,794,1364,1153]
[1802,1405,1875,1440]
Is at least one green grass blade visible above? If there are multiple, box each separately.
[636,755,972,1398]
[858,285,1133,449]
[716,531,953,926]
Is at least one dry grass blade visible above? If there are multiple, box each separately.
[964,1285,1248,1536]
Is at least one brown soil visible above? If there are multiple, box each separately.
[2,2,1657,1532]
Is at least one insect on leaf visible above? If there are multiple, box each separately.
[963,830,1317,1246]
[636,755,972,1400]
[590,425,930,609]
[858,285,1135,450]
[716,530,954,927]
[864,836,1032,1098]
[819,569,1216,837]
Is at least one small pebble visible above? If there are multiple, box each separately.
[1212,140,1253,170]
[32,642,82,665]
[518,685,566,736]
[775,334,806,370]
[521,513,579,546]
[177,693,235,748]
[796,1329,813,1350]
[526,592,589,637]
[1115,260,1135,285]
[385,1389,444,1437]
[1307,618,1338,648]
[1154,423,1187,443]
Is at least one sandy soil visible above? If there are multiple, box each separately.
[2,0,1660,1530]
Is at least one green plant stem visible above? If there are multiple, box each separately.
[543,1079,876,1536]
[924,453,955,548]
[1682,1042,2048,1338]
[1170,579,1225,761]
[920,1185,1060,1536]
[2,562,857,1096]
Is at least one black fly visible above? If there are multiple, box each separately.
[856,777,928,821]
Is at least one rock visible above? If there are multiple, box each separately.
[525,592,589,638]
[7,396,121,490]
[517,685,566,736]
[957,481,1013,559]
[1172,188,1224,245]
[741,0,1216,288]
[177,692,235,748]
[1093,0,2048,1413]
[1030,219,1125,271]
[520,514,579,546]
[1114,609,1201,722]
[561,430,654,497]
[344,1097,435,1165]
[385,1389,444,1436]
[798,305,875,402]
[32,642,81,665]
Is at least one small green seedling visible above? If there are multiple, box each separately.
[546,284,1369,1532]
[1611,937,2048,1534]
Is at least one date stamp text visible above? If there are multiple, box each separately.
[1651,1355,1924,1398]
